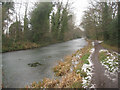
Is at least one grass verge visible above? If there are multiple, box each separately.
[101,43,119,53]
[99,49,119,72]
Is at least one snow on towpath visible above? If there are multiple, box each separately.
[90,41,118,88]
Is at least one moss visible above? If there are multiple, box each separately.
[80,53,90,64]
[70,81,83,88]
[99,52,107,62]
[118,55,120,59]
[80,70,87,77]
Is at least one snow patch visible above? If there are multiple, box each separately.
[82,48,94,88]
[92,42,94,46]
[98,41,103,43]
[99,49,119,82]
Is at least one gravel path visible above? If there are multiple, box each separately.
[91,41,118,88]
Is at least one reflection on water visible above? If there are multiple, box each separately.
[2,38,87,88]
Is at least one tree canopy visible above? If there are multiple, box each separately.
[81,1,118,46]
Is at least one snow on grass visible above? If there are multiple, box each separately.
[99,49,119,73]
[99,49,119,81]
[89,48,95,53]
[92,42,94,46]
[99,49,108,53]
[97,40,103,44]
[82,48,94,88]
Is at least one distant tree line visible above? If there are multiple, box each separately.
[2,1,82,52]
[81,1,119,46]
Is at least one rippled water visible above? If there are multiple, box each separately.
[2,38,87,88]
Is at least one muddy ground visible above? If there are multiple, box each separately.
[91,41,118,88]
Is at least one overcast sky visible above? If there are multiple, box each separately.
[70,0,89,26]
[13,0,89,27]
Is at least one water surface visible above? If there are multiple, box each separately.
[2,38,87,88]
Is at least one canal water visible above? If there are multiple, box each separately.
[2,38,87,88]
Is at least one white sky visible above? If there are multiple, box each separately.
[70,0,89,26]
[13,0,89,27]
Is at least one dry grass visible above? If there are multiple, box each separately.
[26,72,82,88]
[101,43,119,53]
[58,72,82,88]
[2,41,40,52]
[53,55,72,76]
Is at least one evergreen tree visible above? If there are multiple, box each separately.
[30,2,53,42]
